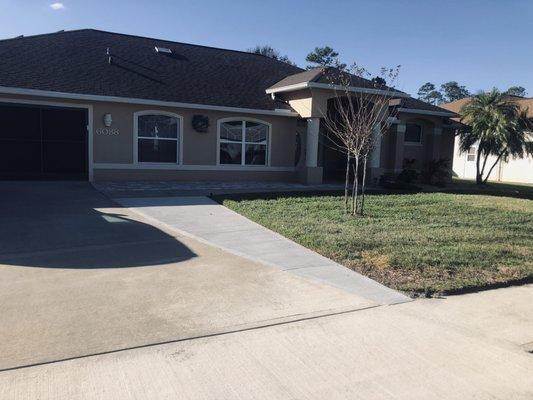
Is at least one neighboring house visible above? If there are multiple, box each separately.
[441,97,533,184]
[0,29,457,183]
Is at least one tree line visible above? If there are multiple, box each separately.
[417,82,527,104]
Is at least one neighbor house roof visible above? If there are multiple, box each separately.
[0,29,302,112]
[441,96,533,120]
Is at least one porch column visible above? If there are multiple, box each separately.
[370,125,381,168]
[394,123,406,172]
[369,125,382,183]
[306,117,320,167]
[432,126,442,160]
[300,117,323,184]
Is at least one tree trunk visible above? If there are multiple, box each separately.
[483,149,506,184]
[351,156,359,216]
[475,146,483,184]
[476,147,489,185]
[359,156,368,215]
[344,152,350,214]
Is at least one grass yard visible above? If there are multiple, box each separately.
[218,191,533,296]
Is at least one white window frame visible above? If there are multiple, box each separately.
[216,117,271,167]
[133,110,183,165]
[404,123,423,145]
[467,146,476,162]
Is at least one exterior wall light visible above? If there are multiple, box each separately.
[103,113,113,127]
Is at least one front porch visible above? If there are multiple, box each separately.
[300,112,457,185]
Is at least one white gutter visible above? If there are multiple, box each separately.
[0,86,300,117]
[266,81,410,98]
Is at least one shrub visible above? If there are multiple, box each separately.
[397,158,419,184]
[422,158,450,186]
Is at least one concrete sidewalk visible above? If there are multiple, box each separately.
[2,285,532,399]
[114,196,409,305]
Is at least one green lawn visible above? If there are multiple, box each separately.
[218,191,533,296]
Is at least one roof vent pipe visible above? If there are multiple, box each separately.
[106,47,113,64]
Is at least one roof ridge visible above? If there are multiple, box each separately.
[0,29,83,43]
[0,28,302,69]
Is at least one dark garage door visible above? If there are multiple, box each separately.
[0,103,88,180]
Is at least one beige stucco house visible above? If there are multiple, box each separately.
[0,29,458,183]
[441,97,533,184]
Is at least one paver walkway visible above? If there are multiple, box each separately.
[114,196,410,305]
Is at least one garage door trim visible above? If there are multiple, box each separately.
[0,97,93,181]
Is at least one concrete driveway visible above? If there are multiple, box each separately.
[0,182,374,371]
[1,182,532,399]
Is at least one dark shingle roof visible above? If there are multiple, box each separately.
[268,67,394,92]
[0,29,303,110]
[268,68,325,89]
[397,97,458,116]
[269,67,456,116]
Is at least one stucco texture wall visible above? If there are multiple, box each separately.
[91,102,298,167]
[0,94,299,182]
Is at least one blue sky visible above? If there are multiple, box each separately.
[1,0,531,97]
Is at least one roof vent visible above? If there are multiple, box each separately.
[155,46,172,54]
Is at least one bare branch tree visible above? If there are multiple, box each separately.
[320,63,401,215]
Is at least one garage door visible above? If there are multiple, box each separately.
[0,102,88,180]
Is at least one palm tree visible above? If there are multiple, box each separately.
[459,89,532,184]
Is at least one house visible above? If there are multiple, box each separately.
[441,97,533,184]
[0,29,458,183]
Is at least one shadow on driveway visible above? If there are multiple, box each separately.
[0,181,196,268]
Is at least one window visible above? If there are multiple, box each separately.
[467,146,476,162]
[219,119,269,166]
[136,113,180,163]
[404,123,422,144]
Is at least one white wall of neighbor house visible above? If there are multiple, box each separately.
[453,139,533,184]
[0,93,303,182]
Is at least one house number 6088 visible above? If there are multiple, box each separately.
[96,128,120,135]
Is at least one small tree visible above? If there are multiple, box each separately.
[320,64,400,215]
[306,46,346,70]
[504,86,527,97]
[417,82,443,105]
[440,81,470,102]
[248,45,296,66]
[459,89,532,184]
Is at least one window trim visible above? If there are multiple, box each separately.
[467,146,476,162]
[133,110,183,165]
[404,123,423,145]
[216,117,272,167]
